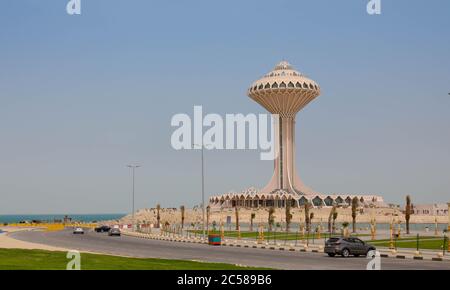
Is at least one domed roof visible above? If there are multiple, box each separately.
[248,61,320,94]
[247,61,321,116]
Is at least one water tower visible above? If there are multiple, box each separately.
[248,61,321,195]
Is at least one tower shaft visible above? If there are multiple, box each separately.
[261,116,304,194]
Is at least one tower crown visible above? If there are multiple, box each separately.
[247,61,320,116]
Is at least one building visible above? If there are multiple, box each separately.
[209,188,385,208]
[411,204,449,216]
[209,61,384,208]
[448,203,450,230]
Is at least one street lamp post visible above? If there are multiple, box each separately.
[193,143,211,240]
[127,164,141,229]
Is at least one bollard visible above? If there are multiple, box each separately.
[416,233,420,253]
[389,221,395,249]
[443,235,447,257]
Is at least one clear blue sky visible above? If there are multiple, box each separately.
[1,0,449,214]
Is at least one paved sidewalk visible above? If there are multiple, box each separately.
[0,227,68,251]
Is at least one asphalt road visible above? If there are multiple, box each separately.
[10,229,450,270]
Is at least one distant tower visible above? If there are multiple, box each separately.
[248,61,321,195]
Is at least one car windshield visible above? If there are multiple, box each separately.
[327,238,340,243]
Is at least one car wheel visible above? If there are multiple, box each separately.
[341,248,350,258]
[327,253,335,257]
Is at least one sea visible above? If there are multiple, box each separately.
[0,214,125,224]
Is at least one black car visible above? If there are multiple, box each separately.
[94,225,111,233]
[325,237,376,257]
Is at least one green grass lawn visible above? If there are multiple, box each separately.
[369,236,440,243]
[370,238,448,251]
[0,249,268,270]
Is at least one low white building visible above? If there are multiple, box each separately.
[412,204,448,216]
[209,187,386,209]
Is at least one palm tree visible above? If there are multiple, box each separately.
[304,202,311,232]
[234,206,239,231]
[328,205,337,233]
[332,211,338,234]
[351,197,359,233]
[405,195,412,234]
[206,205,211,234]
[250,213,256,232]
[308,212,314,236]
[156,204,161,228]
[268,207,275,231]
[180,205,185,229]
[285,199,292,233]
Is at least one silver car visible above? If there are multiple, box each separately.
[325,237,376,257]
[73,227,84,234]
[108,228,121,236]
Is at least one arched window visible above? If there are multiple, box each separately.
[303,83,308,89]
[264,83,271,89]
[345,197,352,205]
[298,196,308,206]
[312,196,323,207]
[271,82,278,89]
[280,82,286,88]
[296,82,302,88]
[288,82,294,88]
[258,84,264,90]
[309,83,314,89]
[324,196,334,206]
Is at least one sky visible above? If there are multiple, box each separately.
[0,0,449,214]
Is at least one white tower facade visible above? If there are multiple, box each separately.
[248,61,321,195]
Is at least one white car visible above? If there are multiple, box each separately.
[73,227,84,234]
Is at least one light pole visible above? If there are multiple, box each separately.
[193,143,212,240]
[127,164,141,228]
